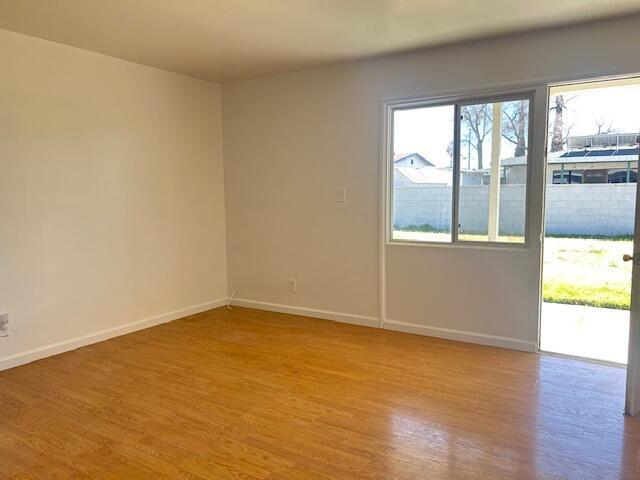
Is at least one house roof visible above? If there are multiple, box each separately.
[556,147,639,162]
[395,166,451,185]
[499,148,639,168]
[393,152,434,166]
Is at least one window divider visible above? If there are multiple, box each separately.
[452,104,461,243]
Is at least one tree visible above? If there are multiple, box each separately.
[446,140,454,168]
[594,116,615,135]
[549,95,575,152]
[461,104,492,169]
[502,100,528,157]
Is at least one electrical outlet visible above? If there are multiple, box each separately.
[288,278,297,293]
[0,313,9,338]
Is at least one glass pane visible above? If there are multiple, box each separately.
[391,105,455,242]
[458,99,529,243]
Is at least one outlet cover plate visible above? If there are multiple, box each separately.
[0,312,9,338]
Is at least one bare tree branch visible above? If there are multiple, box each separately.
[461,104,492,169]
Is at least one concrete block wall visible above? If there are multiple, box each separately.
[393,184,452,231]
[544,184,635,236]
[393,183,636,237]
[458,186,489,235]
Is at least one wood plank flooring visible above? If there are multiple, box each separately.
[1,306,639,479]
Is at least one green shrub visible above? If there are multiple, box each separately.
[395,223,445,233]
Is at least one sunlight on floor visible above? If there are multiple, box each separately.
[540,302,629,364]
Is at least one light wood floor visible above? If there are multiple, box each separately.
[1,307,639,479]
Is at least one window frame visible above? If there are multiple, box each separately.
[385,89,535,249]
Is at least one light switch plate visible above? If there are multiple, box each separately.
[336,188,346,203]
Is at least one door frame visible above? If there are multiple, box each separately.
[627,133,640,416]
[539,75,640,415]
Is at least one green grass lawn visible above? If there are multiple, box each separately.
[394,225,633,310]
[542,236,632,310]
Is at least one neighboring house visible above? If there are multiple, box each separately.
[468,132,639,185]
[459,165,525,185]
[393,153,449,187]
[395,134,639,188]
[547,132,639,184]
[394,152,433,169]
[459,170,488,186]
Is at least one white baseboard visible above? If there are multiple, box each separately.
[0,298,227,372]
[230,298,380,328]
[383,319,537,352]
[1,298,535,372]
[230,298,535,352]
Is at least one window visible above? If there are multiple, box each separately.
[583,169,608,184]
[458,99,529,243]
[391,105,455,243]
[552,170,583,184]
[389,93,532,245]
[608,169,638,183]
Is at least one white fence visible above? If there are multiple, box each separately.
[393,183,636,236]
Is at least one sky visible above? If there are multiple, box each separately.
[393,83,640,169]
[393,105,454,168]
[552,84,640,137]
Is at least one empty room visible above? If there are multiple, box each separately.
[2,1,640,478]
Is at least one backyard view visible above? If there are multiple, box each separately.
[543,236,632,310]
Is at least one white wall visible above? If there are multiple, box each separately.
[0,30,227,368]
[223,16,640,349]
